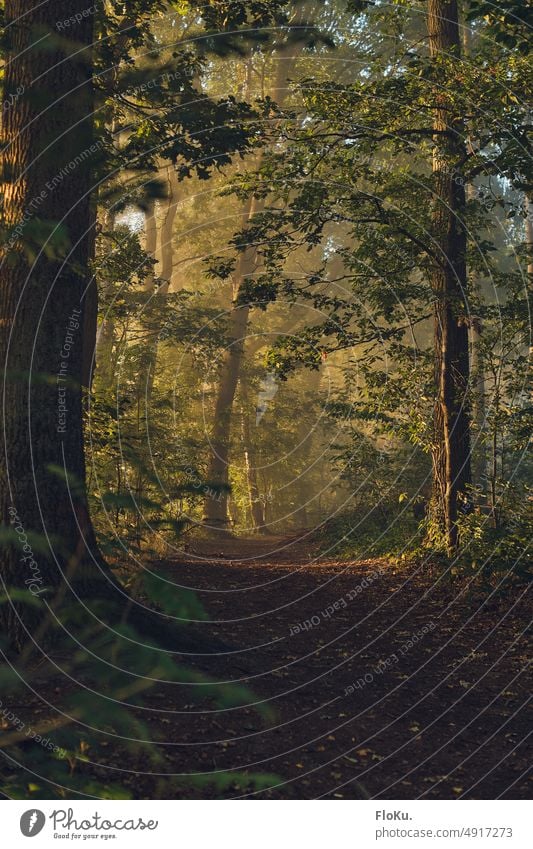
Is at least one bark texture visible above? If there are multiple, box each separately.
[0,1,104,646]
[461,10,487,495]
[428,0,472,553]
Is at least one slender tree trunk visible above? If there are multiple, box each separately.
[240,381,267,533]
[131,196,159,528]
[144,197,158,291]
[93,23,136,390]
[159,165,180,295]
[526,196,533,455]
[132,167,180,538]
[203,195,258,527]
[95,207,118,388]
[142,164,180,399]
[0,1,105,647]
[428,0,472,554]
[461,6,487,497]
[526,197,533,280]
[140,167,180,421]
[82,18,137,393]
[469,306,487,491]
[81,211,99,391]
[203,36,302,527]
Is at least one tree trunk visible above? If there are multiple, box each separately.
[81,210,99,391]
[460,6,487,497]
[94,25,135,391]
[132,166,180,538]
[526,197,533,279]
[469,306,487,492]
[241,381,267,533]
[159,164,180,294]
[141,165,180,409]
[203,195,258,528]
[95,207,118,389]
[140,167,180,420]
[203,36,303,528]
[0,1,105,647]
[144,197,158,291]
[428,0,472,554]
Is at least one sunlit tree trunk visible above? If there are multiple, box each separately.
[461,6,487,497]
[0,1,105,647]
[132,196,159,532]
[94,19,136,391]
[292,368,322,528]
[240,381,267,532]
[95,207,118,389]
[469,307,487,493]
[142,163,181,393]
[141,164,180,401]
[526,195,533,426]
[82,217,99,391]
[428,0,472,554]
[526,197,533,280]
[203,195,258,528]
[133,166,180,538]
[140,163,181,397]
[159,165,180,295]
[203,34,303,528]
[144,197,158,291]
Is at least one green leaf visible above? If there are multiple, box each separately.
[143,572,208,622]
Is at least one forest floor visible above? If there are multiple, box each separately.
[135,531,531,799]
[11,531,531,800]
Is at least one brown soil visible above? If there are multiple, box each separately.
[9,532,531,799]
[137,532,531,799]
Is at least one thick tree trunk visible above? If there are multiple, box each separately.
[0,5,233,655]
[0,1,105,647]
[428,0,472,554]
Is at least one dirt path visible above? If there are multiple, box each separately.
[136,532,532,799]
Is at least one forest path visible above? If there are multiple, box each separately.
[144,532,531,799]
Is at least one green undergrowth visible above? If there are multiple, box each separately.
[314,509,424,563]
[0,564,279,799]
